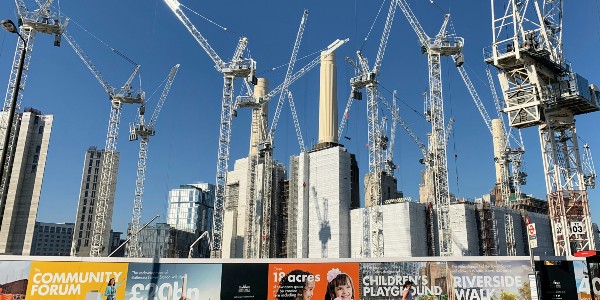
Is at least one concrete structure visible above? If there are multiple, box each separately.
[222,158,286,258]
[365,172,403,207]
[249,78,268,156]
[318,51,337,145]
[491,119,506,185]
[286,49,360,258]
[443,202,480,256]
[0,109,53,255]
[350,201,428,257]
[31,222,74,256]
[166,183,214,257]
[70,147,119,257]
[109,230,124,257]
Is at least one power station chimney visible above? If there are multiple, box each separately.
[249,78,269,156]
[492,118,506,185]
[317,51,338,145]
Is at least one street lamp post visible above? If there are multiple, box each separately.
[0,19,26,185]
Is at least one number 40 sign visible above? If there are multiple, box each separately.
[570,221,584,235]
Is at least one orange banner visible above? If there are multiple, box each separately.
[268,263,359,300]
[27,261,128,300]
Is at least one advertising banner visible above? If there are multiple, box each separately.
[574,260,593,300]
[221,263,268,299]
[26,261,129,300]
[268,263,359,300]
[0,261,31,299]
[448,260,531,300]
[359,261,448,300]
[125,263,221,300]
[537,260,578,300]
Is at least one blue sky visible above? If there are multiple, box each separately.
[1,0,599,235]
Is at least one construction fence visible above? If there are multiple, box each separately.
[0,256,594,299]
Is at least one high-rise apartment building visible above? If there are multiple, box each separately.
[0,108,53,255]
[70,147,119,256]
[31,222,74,256]
[166,183,214,257]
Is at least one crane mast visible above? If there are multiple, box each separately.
[487,0,598,255]
[0,0,66,209]
[126,64,179,258]
[397,0,463,256]
[164,0,256,258]
[64,31,144,257]
[348,0,397,258]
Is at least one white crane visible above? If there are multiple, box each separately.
[0,0,66,208]
[348,0,398,258]
[163,0,257,258]
[126,64,180,258]
[488,0,598,255]
[63,31,144,257]
[452,56,526,256]
[396,0,463,256]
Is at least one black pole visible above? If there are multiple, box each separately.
[0,41,26,185]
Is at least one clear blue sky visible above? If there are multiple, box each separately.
[1,0,599,235]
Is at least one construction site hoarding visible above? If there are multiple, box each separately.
[0,256,595,299]
[269,263,359,300]
[125,263,221,299]
[448,260,531,300]
[26,261,128,299]
[359,261,448,299]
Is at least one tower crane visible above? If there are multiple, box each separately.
[487,0,598,255]
[163,0,257,258]
[396,0,463,256]
[348,0,398,258]
[63,32,144,257]
[236,37,347,258]
[0,0,66,211]
[126,64,180,258]
[452,56,527,256]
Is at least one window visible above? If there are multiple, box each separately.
[50,227,55,233]
[94,168,99,174]
[84,240,89,247]
[88,167,92,174]
[38,126,44,134]
[92,183,97,190]
[83,199,87,205]
[85,183,89,189]
[79,223,83,230]
[91,191,95,198]
[96,160,100,167]
[67,228,72,234]
[93,175,98,182]
[87,175,91,182]
[81,207,86,214]
[89,160,93,167]
[80,214,85,222]
[35,145,41,153]
[31,164,37,173]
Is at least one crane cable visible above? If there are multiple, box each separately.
[360,0,388,51]
[179,2,242,38]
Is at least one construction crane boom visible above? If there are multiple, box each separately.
[163,0,225,70]
[126,64,179,258]
[65,30,144,257]
[0,0,66,206]
[350,0,398,258]
[164,0,256,258]
[397,0,463,256]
